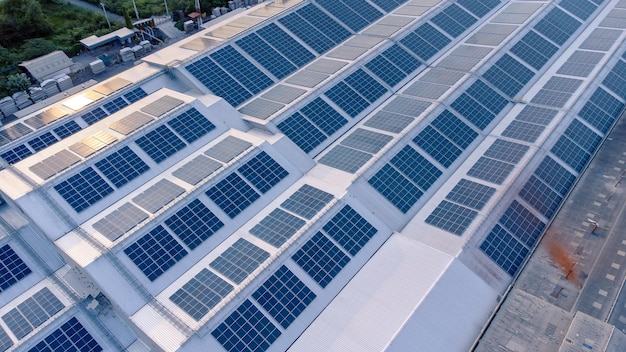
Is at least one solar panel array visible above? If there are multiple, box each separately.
[28,317,102,352]
[2,288,64,339]
[0,245,31,292]
[211,204,377,350]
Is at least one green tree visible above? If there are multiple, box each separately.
[124,9,133,29]
[0,0,53,46]
[19,39,56,61]
[0,45,16,69]
[6,74,30,95]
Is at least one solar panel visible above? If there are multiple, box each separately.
[94,146,149,188]
[54,167,114,212]
[109,111,154,135]
[315,0,369,31]
[252,265,316,329]
[293,231,350,288]
[480,224,529,276]
[484,139,529,164]
[499,200,546,248]
[551,136,590,172]
[167,108,215,143]
[29,149,82,180]
[364,110,415,133]
[209,45,274,95]
[0,245,31,291]
[382,96,431,117]
[186,57,252,107]
[368,163,423,213]
[202,137,251,164]
[534,156,576,197]
[1,144,32,164]
[124,225,188,281]
[279,12,335,54]
[366,56,406,87]
[426,201,477,236]
[465,79,509,116]
[132,179,185,213]
[515,105,558,125]
[300,98,348,136]
[173,155,222,186]
[135,125,186,163]
[94,77,132,95]
[432,110,478,149]
[285,70,329,88]
[581,28,622,51]
[206,173,260,218]
[53,120,82,139]
[531,90,572,108]
[170,269,233,321]
[319,145,372,173]
[212,299,281,351]
[277,113,327,153]
[0,327,11,351]
[209,238,269,284]
[579,88,624,133]
[323,205,377,256]
[325,81,370,118]
[340,128,392,154]
[446,179,496,210]
[2,287,64,339]
[250,208,306,247]
[236,32,297,79]
[511,31,557,70]
[257,23,315,67]
[92,203,149,241]
[69,130,117,157]
[413,126,462,168]
[501,121,546,143]
[534,7,581,46]
[561,0,597,20]
[296,3,351,44]
[519,175,563,218]
[390,145,442,191]
[281,184,334,220]
[403,81,451,100]
[80,107,108,125]
[140,95,184,117]
[103,97,129,114]
[238,151,289,193]
[458,0,495,17]
[467,157,515,185]
[165,198,224,249]
[564,119,601,153]
[29,317,102,352]
[262,85,306,104]
[239,98,284,119]
[25,107,68,129]
[123,87,148,103]
[306,59,348,75]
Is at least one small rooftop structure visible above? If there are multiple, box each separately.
[80,27,136,51]
[19,51,73,83]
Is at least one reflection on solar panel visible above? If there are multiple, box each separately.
[0,245,31,291]
[92,203,149,241]
[516,105,558,125]
[499,200,545,248]
[133,179,185,213]
[27,132,57,152]
[467,157,515,185]
[413,126,462,168]
[557,50,604,77]
[212,300,281,352]
[364,110,414,133]
[173,155,222,185]
[171,269,233,321]
[426,201,477,236]
[94,146,149,188]
[323,205,377,256]
[81,107,107,125]
[69,130,117,157]
[0,144,32,164]
[0,327,11,351]
[25,107,68,129]
[250,208,306,247]
[204,136,252,163]
[2,287,64,339]
[319,145,372,173]
[206,173,260,218]
[54,167,114,212]
[109,111,153,135]
[369,163,423,213]
[293,231,350,288]
[446,179,495,210]
[281,184,334,220]
[167,108,216,143]
[253,265,316,329]
[29,317,102,352]
[210,238,269,284]
[501,120,545,143]
[135,125,186,163]
[123,87,148,103]
[480,224,529,276]
[103,97,129,114]
[238,151,289,193]
[30,150,82,180]
[165,199,224,249]
[519,175,562,218]
[124,225,188,281]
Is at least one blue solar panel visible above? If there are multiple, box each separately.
[451,93,496,131]
[519,175,562,218]
[279,12,335,54]
[400,32,438,61]
[210,238,269,284]
[344,69,388,103]
[94,146,149,188]
[446,179,495,210]
[325,82,370,117]
[167,108,215,143]
[0,245,31,291]
[499,200,545,248]
[296,4,351,44]
[257,23,315,67]
[236,33,296,79]
[564,119,601,153]
[551,135,591,172]
[315,0,369,31]
[433,110,478,148]
[124,225,188,281]
[591,86,626,119]
[212,299,281,352]
[534,156,576,197]
[368,163,423,213]
[186,57,252,106]
[369,0,402,12]
[29,317,102,352]
[164,199,224,249]
[210,46,274,95]
[53,120,82,139]
[238,151,289,193]
[534,8,581,45]
[426,200,477,236]
[250,208,306,247]
[323,205,377,256]
[483,54,534,97]
[457,0,493,17]
[413,126,462,168]
[277,113,327,153]
[578,101,619,134]
[465,79,509,116]
[252,265,316,329]
[293,231,350,288]
[206,173,260,218]
[123,87,148,103]
[432,4,476,37]
[366,55,406,87]
[81,107,107,125]
[170,269,233,321]
[381,44,421,75]
[103,97,129,114]
[300,98,348,135]
[54,167,114,212]
[135,125,186,163]
[1,144,32,164]
[390,145,442,191]
[280,184,335,220]
[340,0,383,22]
[603,70,626,100]
[27,132,58,152]
[467,157,514,185]
[511,31,558,70]
[480,224,529,276]
[415,23,451,50]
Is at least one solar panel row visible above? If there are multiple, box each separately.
[28,317,102,352]
[2,287,64,339]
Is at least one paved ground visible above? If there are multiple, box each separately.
[67,0,125,24]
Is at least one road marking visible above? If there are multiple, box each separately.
[599,289,608,296]
[612,263,621,269]
[607,274,616,280]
